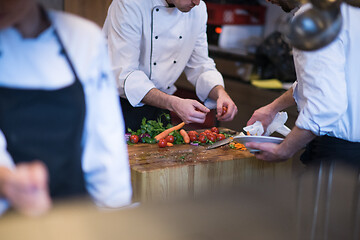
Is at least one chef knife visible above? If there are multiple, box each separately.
[206,124,291,150]
[206,132,245,150]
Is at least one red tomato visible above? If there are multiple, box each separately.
[158,139,167,148]
[207,133,217,142]
[188,131,198,136]
[165,135,175,143]
[204,130,212,135]
[222,106,228,116]
[189,134,198,142]
[198,134,207,143]
[217,134,226,141]
[130,135,139,144]
[199,132,206,136]
[211,127,219,134]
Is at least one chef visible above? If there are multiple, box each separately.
[103,0,238,130]
[246,1,360,166]
[0,0,132,216]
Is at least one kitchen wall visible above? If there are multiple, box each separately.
[39,0,111,26]
[37,0,63,10]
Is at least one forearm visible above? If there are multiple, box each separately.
[208,85,226,100]
[278,126,316,158]
[142,88,180,112]
[268,88,296,113]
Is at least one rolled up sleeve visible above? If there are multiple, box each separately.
[104,0,155,107]
[293,34,347,136]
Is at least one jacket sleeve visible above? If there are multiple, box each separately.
[293,29,347,136]
[81,33,133,208]
[103,0,155,107]
[0,131,14,216]
[184,2,224,109]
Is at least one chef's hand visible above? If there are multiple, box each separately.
[172,98,210,124]
[247,104,277,132]
[245,142,290,162]
[209,86,238,121]
[0,161,52,216]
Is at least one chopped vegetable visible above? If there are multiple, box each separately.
[154,122,185,141]
[167,142,174,147]
[229,142,247,150]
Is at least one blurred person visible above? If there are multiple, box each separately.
[246,1,360,166]
[103,0,238,130]
[0,0,132,216]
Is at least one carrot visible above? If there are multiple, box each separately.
[167,142,174,147]
[180,129,190,144]
[154,122,185,141]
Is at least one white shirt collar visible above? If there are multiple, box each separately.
[152,0,170,7]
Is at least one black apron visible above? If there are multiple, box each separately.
[0,27,87,198]
[120,97,170,131]
[301,135,360,168]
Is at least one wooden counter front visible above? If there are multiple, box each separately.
[128,141,293,202]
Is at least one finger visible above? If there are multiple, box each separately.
[216,102,224,118]
[187,116,206,124]
[245,142,266,152]
[218,104,237,121]
[193,101,210,113]
[28,161,48,189]
[247,116,257,126]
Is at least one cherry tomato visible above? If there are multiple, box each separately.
[217,134,226,141]
[211,127,219,134]
[207,133,217,142]
[204,130,212,135]
[198,134,207,143]
[200,132,206,136]
[165,135,175,143]
[189,134,198,142]
[158,139,167,148]
[221,106,228,116]
[188,131,198,136]
[130,135,139,144]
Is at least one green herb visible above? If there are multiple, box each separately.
[126,113,185,144]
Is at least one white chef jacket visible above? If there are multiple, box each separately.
[292,4,360,142]
[0,11,132,215]
[103,0,224,108]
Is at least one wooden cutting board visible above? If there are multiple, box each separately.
[128,128,293,202]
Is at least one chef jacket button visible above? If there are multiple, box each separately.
[173,60,177,64]
[156,8,159,12]
[155,36,158,39]
[154,62,157,65]
[167,86,170,89]
[179,36,182,39]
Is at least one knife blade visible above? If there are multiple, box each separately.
[206,132,245,150]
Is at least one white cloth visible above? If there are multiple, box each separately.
[0,11,132,215]
[292,4,360,142]
[243,112,290,136]
[103,0,224,109]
